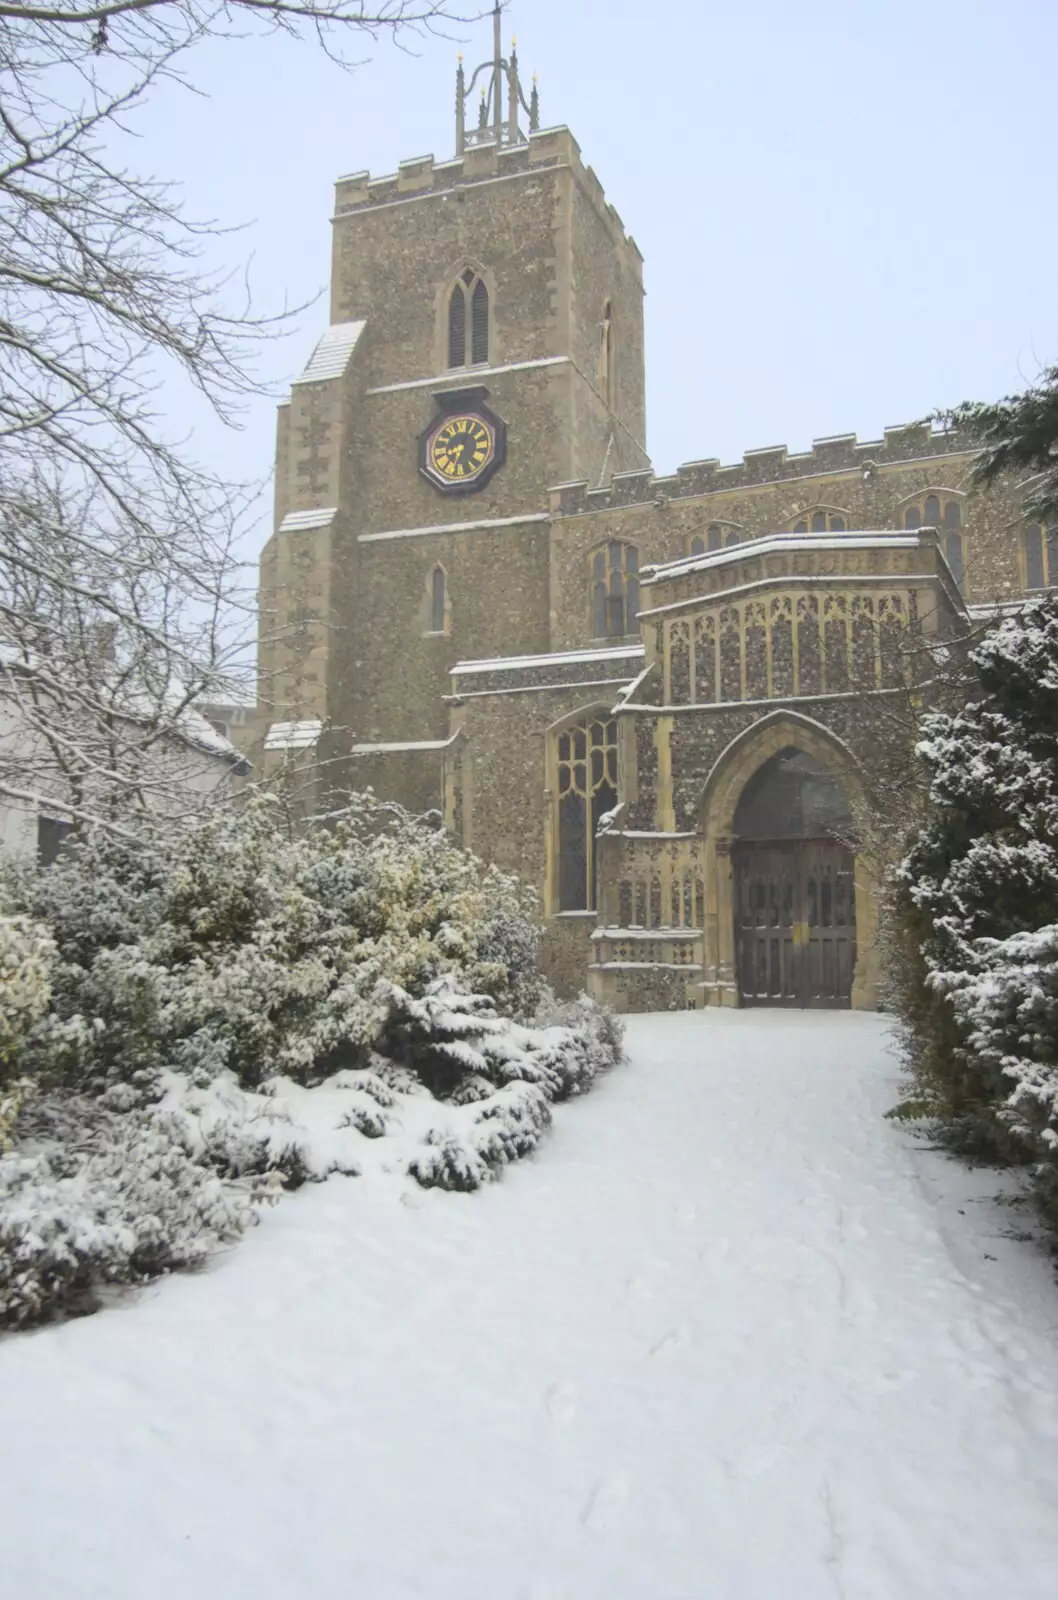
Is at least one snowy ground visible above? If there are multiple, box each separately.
[4,1011,1058,1600]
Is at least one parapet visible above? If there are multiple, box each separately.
[549,423,974,517]
[332,126,639,256]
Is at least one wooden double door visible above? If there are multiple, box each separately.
[733,840,856,1008]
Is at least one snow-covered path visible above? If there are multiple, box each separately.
[5,1013,1058,1600]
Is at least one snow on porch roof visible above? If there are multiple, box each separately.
[452,643,645,677]
[641,529,930,586]
[264,719,323,751]
[292,321,366,386]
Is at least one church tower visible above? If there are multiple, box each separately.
[258,8,647,803]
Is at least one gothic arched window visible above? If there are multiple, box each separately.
[447,268,489,369]
[556,717,618,911]
[689,523,743,556]
[901,493,967,591]
[791,508,848,534]
[902,492,963,532]
[590,541,639,638]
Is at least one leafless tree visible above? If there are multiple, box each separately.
[0,0,469,841]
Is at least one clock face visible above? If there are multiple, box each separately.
[426,414,495,486]
[418,389,507,496]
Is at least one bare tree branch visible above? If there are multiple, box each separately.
[0,0,471,840]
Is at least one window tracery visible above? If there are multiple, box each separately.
[688,523,743,557]
[791,508,848,534]
[902,493,966,592]
[556,717,618,912]
[590,541,640,638]
[447,267,489,369]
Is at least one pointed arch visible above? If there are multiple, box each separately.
[440,260,493,371]
[589,539,639,639]
[544,702,620,915]
[699,711,869,839]
[422,562,451,636]
[897,488,968,591]
[788,506,850,534]
[696,711,879,1011]
[688,521,745,557]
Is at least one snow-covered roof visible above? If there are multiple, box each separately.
[264,719,323,751]
[966,598,1036,621]
[293,321,365,386]
[279,507,338,535]
[452,643,645,678]
[351,736,456,755]
[2,643,244,766]
[641,530,928,586]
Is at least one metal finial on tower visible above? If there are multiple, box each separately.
[455,53,466,154]
[454,3,538,155]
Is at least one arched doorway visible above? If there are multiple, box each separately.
[732,748,856,1007]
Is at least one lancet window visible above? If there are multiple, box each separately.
[556,718,619,912]
[447,268,489,368]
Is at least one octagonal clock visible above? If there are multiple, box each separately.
[419,387,507,496]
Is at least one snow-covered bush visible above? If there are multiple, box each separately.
[0,914,54,1084]
[0,795,624,1326]
[894,597,1058,1205]
[3,794,544,1095]
[0,1094,258,1329]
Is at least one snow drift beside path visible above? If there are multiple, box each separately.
[4,1011,1058,1600]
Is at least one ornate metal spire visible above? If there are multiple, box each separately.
[454,3,538,155]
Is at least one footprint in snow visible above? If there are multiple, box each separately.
[581,1473,631,1532]
[649,1324,691,1359]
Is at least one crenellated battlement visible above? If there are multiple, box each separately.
[333,126,640,258]
[548,423,976,517]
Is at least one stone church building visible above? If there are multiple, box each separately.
[257,17,1042,1012]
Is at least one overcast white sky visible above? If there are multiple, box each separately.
[132,0,1058,558]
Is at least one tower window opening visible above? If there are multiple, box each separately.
[447,269,490,369]
[599,299,616,411]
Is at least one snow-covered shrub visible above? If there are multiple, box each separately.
[0,795,624,1321]
[894,596,1058,1195]
[0,914,54,1084]
[3,794,544,1095]
[380,977,623,1190]
[0,1095,258,1329]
